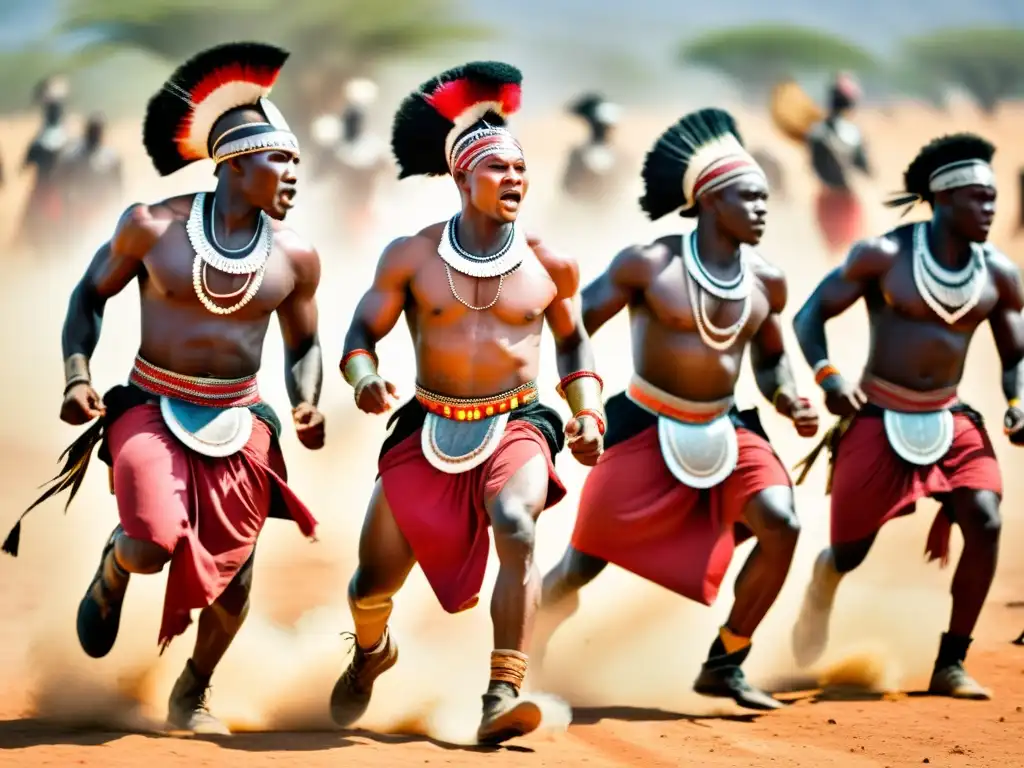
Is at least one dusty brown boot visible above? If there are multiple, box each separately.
[476,649,543,744]
[928,633,991,700]
[76,525,130,659]
[167,660,230,735]
[476,682,543,745]
[329,629,398,728]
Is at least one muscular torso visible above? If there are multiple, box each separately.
[135,195,298,378]
[630,236,774,402]
[861,225,999,391]
[402,222,557,397]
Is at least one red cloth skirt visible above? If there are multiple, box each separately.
[816,186,862,253]
[570,395,791,605]
[105,404,317,649]
[378,401,565,614]
[830,409,1002,563]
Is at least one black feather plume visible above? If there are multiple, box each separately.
[639,108,743,220]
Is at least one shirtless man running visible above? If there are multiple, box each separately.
[5,42,325,733]
[536,108,819,710]
[329,61,604,744]
[790,133,1023,699]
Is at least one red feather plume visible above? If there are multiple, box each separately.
[425,80,521,123]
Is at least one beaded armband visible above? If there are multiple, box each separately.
[813,360,841,388]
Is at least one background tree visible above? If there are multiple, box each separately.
[897,28,1024,115]
[677,25,878,102]
[56,0,490,130]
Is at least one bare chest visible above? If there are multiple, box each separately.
[142,225,294,319]
[878,255,998,329]
[643,261,769,338]
[411,256,556,328]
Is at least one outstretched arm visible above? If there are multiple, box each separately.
[750,269,818,436]
[277,239,323,409]
[986,253,1024,435]
[341,237,414,413]
[62,203,152,389]
[535,238,604,465]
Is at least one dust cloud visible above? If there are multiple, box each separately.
[0,94,1022,742]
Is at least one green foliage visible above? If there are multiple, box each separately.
[678,25,878,96]
[0,46,80,113]
[58,0,489,72]
[897,28,1024,114]
[50,0,490,125]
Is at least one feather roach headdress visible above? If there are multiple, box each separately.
[568,92,620,127]
[639,107,766,220]
[390,61,523,179]
[142,42,299,177]
[884,133,995,217]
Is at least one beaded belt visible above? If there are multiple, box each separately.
[129,355,260,408]
[627,374,733,424]
[415,381,538,421]
[860,374,959,413]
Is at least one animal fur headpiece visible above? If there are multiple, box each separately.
[142,42,299,177]
[884,133,995,216]
[639,107,766,220]
[391,61,523,179]
[568,93,620,127]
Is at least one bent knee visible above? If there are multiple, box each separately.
[489,499,538,552]
[746,490,800,547]
[955,491,1002,538]
[114,535,171,574]
[562,548,606,588]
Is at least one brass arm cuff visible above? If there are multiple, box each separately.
[64,354,91,387]
[559,371,604,416]
[341,349,378,388]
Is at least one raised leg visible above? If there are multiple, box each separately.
[531,547,608,667]
[929,489,1000,700]
[791,532,875,668]
[77,525,173,659]
[330,480,415,728]
[694,486,799,710]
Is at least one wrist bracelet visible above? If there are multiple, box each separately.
[575,408,606,435]
[63,375,91,395]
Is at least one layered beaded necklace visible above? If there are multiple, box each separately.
[437,214,527,311]
[911,222,987,326]
[682,232,753,351]
[186,192,272,315]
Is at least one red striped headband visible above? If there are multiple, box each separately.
[449,126,524,173]
[692,153,765,200]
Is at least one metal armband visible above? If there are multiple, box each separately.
[340,349,379,389]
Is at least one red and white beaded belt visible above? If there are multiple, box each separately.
[129,355,260,408]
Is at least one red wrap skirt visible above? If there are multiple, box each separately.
[830,407,1001,563]
[570,392,792,605]
[377,397,565,613]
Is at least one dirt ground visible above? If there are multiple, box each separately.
[0,93,1023,767]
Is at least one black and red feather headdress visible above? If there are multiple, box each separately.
[391,61,523,179]
[143,42,299,177]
